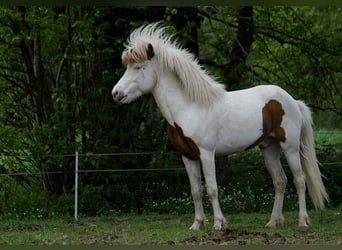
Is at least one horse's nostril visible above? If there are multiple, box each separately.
[113,90,121,101]
[117,91,125,101]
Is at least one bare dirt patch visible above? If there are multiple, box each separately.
[179,227,342,245]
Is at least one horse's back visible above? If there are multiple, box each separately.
[228,85,300,114]
[229,84,294,101]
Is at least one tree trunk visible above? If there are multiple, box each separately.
[224,6,254,90]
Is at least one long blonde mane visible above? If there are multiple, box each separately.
[123,22,226,105]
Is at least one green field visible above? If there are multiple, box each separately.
[0,208,341,245]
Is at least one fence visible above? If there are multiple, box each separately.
[0,134,341,220]
[0,151,188,220]
[71,151,185,220]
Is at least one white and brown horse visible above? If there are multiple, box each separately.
[112,23,329,230]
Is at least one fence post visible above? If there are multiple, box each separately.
[74,151,79,221]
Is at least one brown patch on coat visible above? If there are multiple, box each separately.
[122,43,154,65]
[246,99,286,150]
[167,122,200,160]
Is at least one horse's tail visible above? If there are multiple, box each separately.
[297,100,329,209]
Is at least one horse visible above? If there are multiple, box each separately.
[112,23,329,230]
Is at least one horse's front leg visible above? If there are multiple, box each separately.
[182,156,206,230]
[200,150,227,230]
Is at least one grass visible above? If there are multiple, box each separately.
[314,129,342,146]
[0,208,341,245]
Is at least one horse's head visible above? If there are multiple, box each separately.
[113,22,225,106]
[112,43,157,104]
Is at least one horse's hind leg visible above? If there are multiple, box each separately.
[262,142,288,227]
[182,156,206,230]
[283,147,310,227]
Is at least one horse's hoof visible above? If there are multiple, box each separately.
[299,213,311,227]
[214,219,228,231]
[265,217,284,228]
[189,220,205,230]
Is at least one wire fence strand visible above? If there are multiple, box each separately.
[0,144,341,177]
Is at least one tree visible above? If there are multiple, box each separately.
[0,6,168,195]
[253,6,342,115]
[196,6,341,114]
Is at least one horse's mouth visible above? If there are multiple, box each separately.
[118,95,128,104]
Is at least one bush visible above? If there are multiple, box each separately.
[0,129,340,218]
[0,177,60,219]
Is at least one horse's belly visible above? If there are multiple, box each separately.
[213,117,264,155]
[214,136,260,155]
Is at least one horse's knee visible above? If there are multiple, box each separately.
[191,188,202,201]
[293,174,306,189]
[206,185,218,200]
[274,175,287,193]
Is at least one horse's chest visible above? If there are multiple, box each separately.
[166,122,200,160]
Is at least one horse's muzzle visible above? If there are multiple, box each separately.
[113,90,126,103]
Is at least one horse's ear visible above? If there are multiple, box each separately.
[147,43,154,60]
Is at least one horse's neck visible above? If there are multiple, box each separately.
[152,71,192,124]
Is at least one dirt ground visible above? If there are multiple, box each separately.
[39,229,342,246]
[175,228,342,245]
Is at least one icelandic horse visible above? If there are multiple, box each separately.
[112,23,329,230]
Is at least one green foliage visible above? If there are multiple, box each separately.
[251,7,342,114]
[315,130,342,208]
[0,177,58,219]
[0,130,340,218]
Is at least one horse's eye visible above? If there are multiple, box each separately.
[134,66,142,70]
